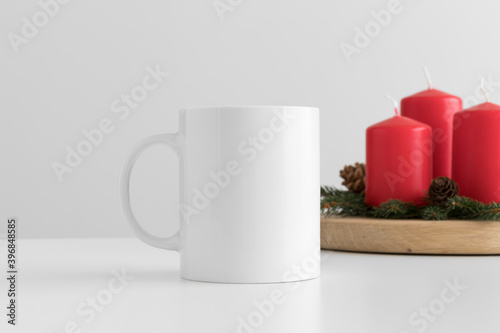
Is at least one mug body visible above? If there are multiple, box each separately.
[179,106,320,283]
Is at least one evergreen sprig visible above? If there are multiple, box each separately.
[320,186,500,221]
[371,199,420,219]
[321,187,370,217]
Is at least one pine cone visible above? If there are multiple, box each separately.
[340,163,366,195]
[428,177,459,207]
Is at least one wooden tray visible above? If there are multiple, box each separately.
[321,217,500,255]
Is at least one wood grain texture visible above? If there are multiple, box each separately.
[321,217,500,254]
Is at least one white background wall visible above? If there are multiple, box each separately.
[2,0,500,238]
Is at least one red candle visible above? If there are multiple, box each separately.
[401,69,462,179]
[366,97,432,207]
[453,99,500,203]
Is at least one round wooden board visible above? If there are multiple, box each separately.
[321,217,500,255]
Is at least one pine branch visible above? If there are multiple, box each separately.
[371,199,420,219]
[321,188,369,217]
[320,186,337,197]
[446,196,483,220]
[447,196,500,221]
[421,205,448,220]
[320,187,500,221]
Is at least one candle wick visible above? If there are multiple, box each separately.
[480,77,490,102]
[423,66,433,90]
[386,95,400,116]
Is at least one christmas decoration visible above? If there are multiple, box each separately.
[321,186,370,217]
[428,177,459,207]
[321,164,500,220]
[339,163,366,195]
[321,187,500,221]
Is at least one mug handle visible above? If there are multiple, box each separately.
[119,133,180,251]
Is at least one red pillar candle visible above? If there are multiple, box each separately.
[366,98,432,207]
[401,69,462,179]
[453,100,500,203]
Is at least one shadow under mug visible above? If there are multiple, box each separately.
[119,105,320,283]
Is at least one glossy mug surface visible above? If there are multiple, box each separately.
[120,106,320,283]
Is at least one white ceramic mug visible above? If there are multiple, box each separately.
[119,106,320,283]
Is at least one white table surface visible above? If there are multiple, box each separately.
[1,238,499,333]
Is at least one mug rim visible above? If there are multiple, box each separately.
[181,105,319,112]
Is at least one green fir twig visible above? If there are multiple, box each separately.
[320,187,369,217]
[320,187,500,221]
